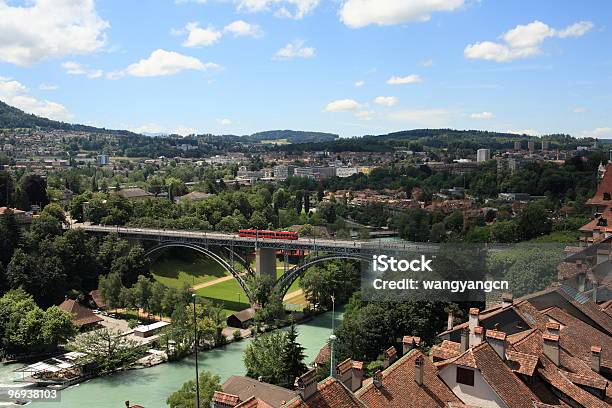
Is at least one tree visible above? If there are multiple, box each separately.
[303,192,310,213]
[517,203,552,240]
[98,272,123,311]
[30,213,63,240]
[281,324,307,388]
[272,188,290,212]
[132,275,152,315]
[294,190,303,214]
[247,274,275,307]
[68,328,144,375]
[0,208,20,265]
[19,174,49,209]
[166,370,222,408]
[149,281,167,318]
[244,331,287,386]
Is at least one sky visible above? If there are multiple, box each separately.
[0,0,610,138]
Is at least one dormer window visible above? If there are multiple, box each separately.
[456,367,475,386]
[597,218,608,227]
[604,192,611,200]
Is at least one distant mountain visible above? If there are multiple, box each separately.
[246,130,339,144]
[0,100,134,135]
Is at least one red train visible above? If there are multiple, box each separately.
[238,229,299,240]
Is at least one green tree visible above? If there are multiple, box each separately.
[98,272,124,311]
[281,324,307,388]
[0,208,20,265]
[244,331,287,385]
[166,370,222,408]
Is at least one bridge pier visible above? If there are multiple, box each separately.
[256,248,277,280]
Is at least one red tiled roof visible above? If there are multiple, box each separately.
[356,349,461,408]
[283,377,365,408]
[431,340,461,361]
[236,396,274,408]
[586,164,612,206]
[58,299,103,326]
[213,391,240,406]
[505,350,539,376]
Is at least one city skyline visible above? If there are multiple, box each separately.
[0,0,610,138]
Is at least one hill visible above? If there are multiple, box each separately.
[246,130,339,144]
[0,100,134,135]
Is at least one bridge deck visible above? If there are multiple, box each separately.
[71,224,436,254]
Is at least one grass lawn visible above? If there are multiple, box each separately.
[150,254,227,289]
[153,253,305,316]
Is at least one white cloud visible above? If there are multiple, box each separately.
[507,129,540,136]
[386,109,450,126]
[0,77,72,121]
[340,0,464,28]
[386,74,422,85]
[39,83,58,91]
[183,22,222,47]
[573,107,588,113]
[108,49,220,78]
[223,20,263,37]
[173,125,198,136]
[420,59,434,67]
[470,111,494,120]
[274,40,315,60]
[354,80,365,87]
[129,123,166,134]
[237,0,320,19]
[464,20,593,62]
[355,110,375,120]
[0,0,109,66]
[581,127,612,138]
[61,61,103,78]
[374,96,398,107]
[217,118,233,125]
[324,99,360,112]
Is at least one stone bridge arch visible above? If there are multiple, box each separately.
[144,242,254,303]
[275,253,372,298]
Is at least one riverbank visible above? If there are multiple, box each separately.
[11,307,344,408]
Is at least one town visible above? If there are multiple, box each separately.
[1,1,611,407]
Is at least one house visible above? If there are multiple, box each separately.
[58,299,103,329]
[216,375,297,408]
[356,348,462,408]
[227,308,256,329]
[174,191,212,203]
[116,188,154,200]
[283,369,366,408]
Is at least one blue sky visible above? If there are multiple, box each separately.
[0,0,610,138]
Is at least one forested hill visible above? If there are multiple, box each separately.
[245,130,339,143]
[0,100,135,136]
[276,128,594,153]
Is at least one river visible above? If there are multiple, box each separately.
[1,308,343,408]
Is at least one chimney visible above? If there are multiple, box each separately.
[402,336,421,355]
[577,265,586,292]
[414,356,424,386]
[591,346,601,373]
[124,402,129,408]
[546,322,560,337]
[592,285,599,303]
[373,370,383,388]
[543,333,560,366]
[460,328,469,352]
[383,347,398,369]
[447,310,455,330]
[473,326,484,346]
[501,293,513,308]
[486,330,507,360]
[295,369,318,401]
[336,359,363,392]
[468,308,479,345]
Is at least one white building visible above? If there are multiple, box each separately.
[476,149,491,163]
[336,167,359,178]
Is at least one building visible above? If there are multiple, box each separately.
[97,154,109,165]
[174,191,212,203]
[542,140,550,151]
[215,375,298,408]
[274,165,295,181]
[116,188,154,201]
[514,141,522,150]
[226,308,256,329]
[477,149,491,162]
[336,167,359,178]
[527,141,535,152]
[58,299,103,329]
[133,321,170,338]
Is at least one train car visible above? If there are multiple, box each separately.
[238,229,299,240]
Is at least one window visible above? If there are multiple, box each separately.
[456,367,474,386]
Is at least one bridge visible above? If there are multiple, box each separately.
[73,224,437,304]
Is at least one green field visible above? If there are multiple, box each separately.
[152,255,304,316]
[150,254,227,289]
